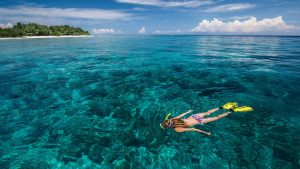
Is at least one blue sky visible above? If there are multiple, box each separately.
[0,0,299,35]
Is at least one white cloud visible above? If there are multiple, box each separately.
[92,28,121,34]
[138,26,146,34]
[205,3,255,13]
[0,6,133,21]
[228,15,253,20]
[132,7,148,11]
[116,0,158,6]
[115,0,212,8]
[191,16,297,34]
[0,23,13,28]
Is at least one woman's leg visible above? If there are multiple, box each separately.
[197,108,219,117]
[202,112,232,124]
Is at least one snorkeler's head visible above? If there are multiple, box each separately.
[160,119,174,129]
[160,113,173,130]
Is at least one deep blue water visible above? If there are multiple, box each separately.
[0,36,300,169]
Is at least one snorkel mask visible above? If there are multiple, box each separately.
[160,113,173,130]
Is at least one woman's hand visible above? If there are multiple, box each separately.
[187,109,193,113]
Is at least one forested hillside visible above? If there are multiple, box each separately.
[0,22,90,37]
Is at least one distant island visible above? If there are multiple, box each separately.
[0,22,90,38]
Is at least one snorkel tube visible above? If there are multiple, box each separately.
[160,113,172,130]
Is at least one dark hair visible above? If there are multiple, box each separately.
[162,118,186,128]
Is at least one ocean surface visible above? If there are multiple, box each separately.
[0,36,299,169]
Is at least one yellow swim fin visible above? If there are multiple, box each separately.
[220,102,238,110]
[231,106,254,112]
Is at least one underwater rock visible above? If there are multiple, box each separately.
[158,146,177,159]
[100,145,125,165]
[172,64,184,72]
[62,155,78,163]
[254,144,273,168]
[11,160,51,169]
[112,159,131,169]
[80,84,108,98]
[88,144,104,164]
[199,152,228,169]
[272,159,293,169]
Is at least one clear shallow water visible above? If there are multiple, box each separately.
[0,36,300,169]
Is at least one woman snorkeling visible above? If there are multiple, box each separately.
[160,102,253,136]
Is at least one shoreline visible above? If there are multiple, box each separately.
[0,35,93,40]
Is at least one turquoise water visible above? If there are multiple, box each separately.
[0,36,299,169]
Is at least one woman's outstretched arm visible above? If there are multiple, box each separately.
[173,110,193,119]
[174,127,211,136]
